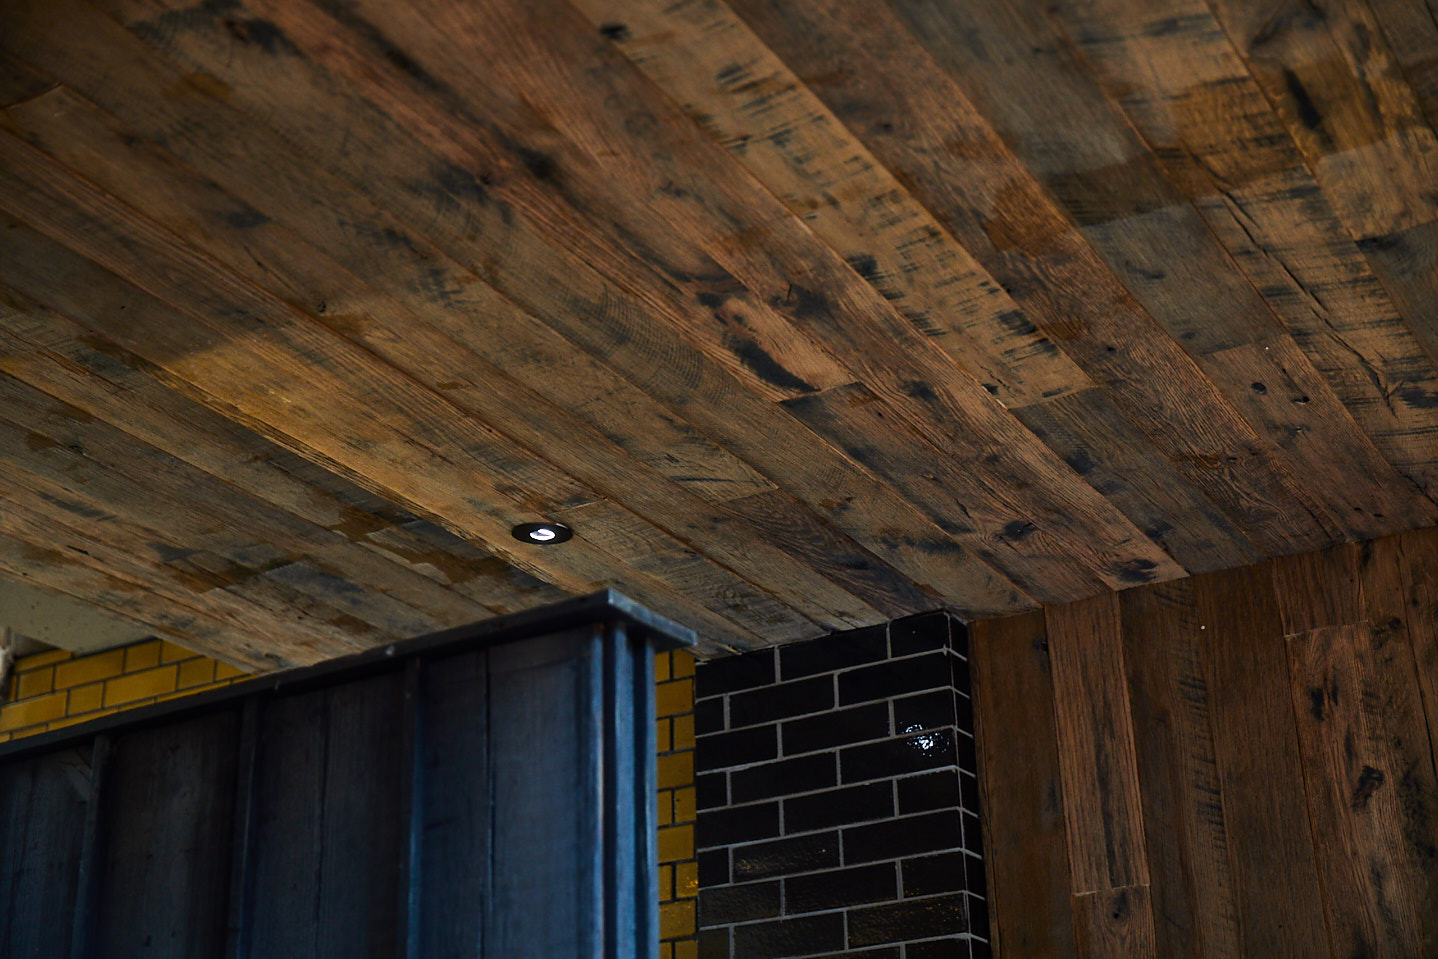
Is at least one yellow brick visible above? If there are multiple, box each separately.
[659,899,695,940]
[658,824,693,864]
[654,652,671,683]
[673,787,696,825]
[657,789,673,827]
[673,941,698,959]
[0,732,9,743]
[15,666,54,699]
[158,641,195,663]
[676,861,698,900]
[657,751,693,790]
[214,662,247,681]
[656,718,672,753]
[658,864,674,900]
[176,658,216,690]
[53,650,126,690]
[16,648,71,669]
[655,679,692,719]
[67,683,105,715]
[123,640,162,672]
[102,665,177,708]
[672,714,694,751]
[46,714,98,732]
[658,945,673,959]
[0,690,68,731]
[672,651,695,679]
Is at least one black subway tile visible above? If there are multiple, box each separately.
[784,781,894,834]
[695,696,725,736]
[906,937,966,959]
[697,801,780,849]
[731,831,839,881]
[967,893,990,939]
[696,649,775,699]
[802,950,899,959]
[898,770,962,815]
[950,652,971,693]
[729,753,836,804]
[842,729,957,783]
[696,771,728,811]
[847,893,969,947]
[955,731,977,775]
[697,879,780,925]
[697,847,730,887]
[951,622,969,659]
[902,851,966,898]
[844,810,961,864]
[953,690,973,734]
[839,651,950,705]
[780,625,887,680]
[962,809,983,850]
[729,675,833,728]
[696,927,730,959]
[965,850,987,899]
[893,689,956,734]
[958,769,980,813]
[732,912,845,959]
[695,725,777,772]
[890,611,951,656]
[785,862,897,913]
[782,702,889,755]
[970,936,993,959]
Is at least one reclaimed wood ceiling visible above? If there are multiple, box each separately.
[0,0,1436,663]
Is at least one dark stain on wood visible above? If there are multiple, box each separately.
[1353,765,1387,809]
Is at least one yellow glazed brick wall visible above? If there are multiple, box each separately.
[2,638,700,957]
[0,639,247,741]
[657,649,698,959]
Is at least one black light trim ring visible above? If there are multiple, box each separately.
[511,521,574,545]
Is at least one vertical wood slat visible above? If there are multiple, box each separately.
[396,658,422,959]
[1072,884,1157,959]
[226,700,259,959]
[1193,564,1332,957]
[0,750,89,957]
[1119,581,1240,959]
[1045,592,1150,893]
[632,628,659,958]
[970,610,1075,959]
[1272,544,1364,634]
[68,734,108,959]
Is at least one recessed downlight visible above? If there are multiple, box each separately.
[511,521,573,545]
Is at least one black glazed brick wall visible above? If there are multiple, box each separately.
[694,612,989,959]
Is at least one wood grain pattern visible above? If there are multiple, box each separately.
[0,0,1435,659]
[1072,884,1158,959]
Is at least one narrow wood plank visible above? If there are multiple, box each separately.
[1358,219,1438,375]
[1118,580,1242,958]
[225,701,259,959]
[1192,563,1332,956]
[93,712,239,959]
[969,611,1077,959]
[0,6,1029,620]
[1045,592,1150,893]
[1391,527,1438,767]
[68,735,109,959]
[1272,543,1364,634]
[395,660,421,959]
[0,51,53,108]
[1287,623,1438,956]
[0,752,88,957]
[1361,0,1438,131]
[1071,884,1158,959]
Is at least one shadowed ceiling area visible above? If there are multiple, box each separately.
[0,0,1436,663]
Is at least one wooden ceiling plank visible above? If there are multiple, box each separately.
[0,217,767,652]
[1013,389,1264,573]
[294,0,1184,590]
[717,0,1353,557]
[1202,0,1438,240]
[564,0,1092,410]
[1045,0,1438,502]
[0,85,782,511]
[0,304,572,619]
[0,98,890,635]
[0,0,1030,618]
[0,51,54,109]
[782,383,1109,603]
[1359,219,1438,375]
[1360,0,1438,133]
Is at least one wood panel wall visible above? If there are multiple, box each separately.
[972,526,1438,958]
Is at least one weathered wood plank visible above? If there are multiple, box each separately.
[1286,623,1438,957]
[1358,219,1438,376]
[93,712,239,959]
[1118,579,1242,959]
[1071,884,1158,959]
[1362,0,1438,132]
[1045,592,1150,893]
[1272,543,1364,634]
[0,0,1029,619]
[0,752,88,957]
[1391,527,1438,766]
[969,611,1076,959]
[1192,563,1332,956]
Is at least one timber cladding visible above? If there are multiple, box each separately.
[1,0,1438,663]
[972,525,1438,958]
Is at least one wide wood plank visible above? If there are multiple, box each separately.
[1071,884,1158,959]
[969,611,1076,959]
[1192,564,1332,956]
[1287,623,1438,957]
[1272,543,1364,634]
[0,753,88,957]
[1045,592,1150,893]
[1119,580,1242,958]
